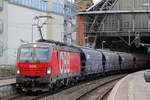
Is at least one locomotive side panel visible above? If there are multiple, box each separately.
[50,50,59,77]
[50,49,81,82]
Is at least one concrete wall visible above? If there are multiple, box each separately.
[0,0,8,65]
[0,1,77,65]
[47,13,64,42]
[7,3,47,65]
[71,19,77,43]
[47,12,77,43]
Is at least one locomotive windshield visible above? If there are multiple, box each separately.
[19,47,51,63]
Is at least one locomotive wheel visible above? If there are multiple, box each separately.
[27,90,32,94]
[16,87,23,93]
[71,80,75,86]
[48,84,53,93]
[74,77,78,84]
[52,84,57,91]
[53,81,60,91]
[64,79,69,86]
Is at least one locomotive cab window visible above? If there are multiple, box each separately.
[19,48,33,62]
[18,47,52,63]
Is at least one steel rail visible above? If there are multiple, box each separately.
[75,76,124,100]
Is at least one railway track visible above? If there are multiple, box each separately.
[5,91,49,100]
[4,74,126,100]
[75,75,123,100]
[98,86,113,100]
[4,83,73,100]
[39,74,126,100]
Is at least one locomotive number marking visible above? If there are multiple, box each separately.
[29,65,36,68]
[59,52,70,74]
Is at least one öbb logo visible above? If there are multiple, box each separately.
[59,52,70,74]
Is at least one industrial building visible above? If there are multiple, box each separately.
[48,0,77,43]
[79,0,150,52]
[0,0,77,65]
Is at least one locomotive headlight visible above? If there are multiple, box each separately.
[16,67,20,75]
[47,67,52,74]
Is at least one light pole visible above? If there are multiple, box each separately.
[102,41,106,49]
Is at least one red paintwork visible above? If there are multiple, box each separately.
[135,61,147,65]
[50,50,81,76]
[16,63,51,76]
[16,49,81,77]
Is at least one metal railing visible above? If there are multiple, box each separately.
[0,65,15,79]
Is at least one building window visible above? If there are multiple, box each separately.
[0,0,3,11]
[0,20,3,33]
[8,0,48,12]
[0,43,3,57]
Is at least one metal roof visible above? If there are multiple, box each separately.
[79,10,150,15]
[20,43,51,48]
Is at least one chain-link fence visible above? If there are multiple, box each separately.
[0,65,15,79]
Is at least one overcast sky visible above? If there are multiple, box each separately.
[93,0,102,4]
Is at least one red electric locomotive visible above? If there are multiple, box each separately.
[16,41,81,92]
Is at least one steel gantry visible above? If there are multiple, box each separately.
[78,0,150,51]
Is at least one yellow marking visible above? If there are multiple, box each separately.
[48,84,51,87]
[16,84,19,87]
